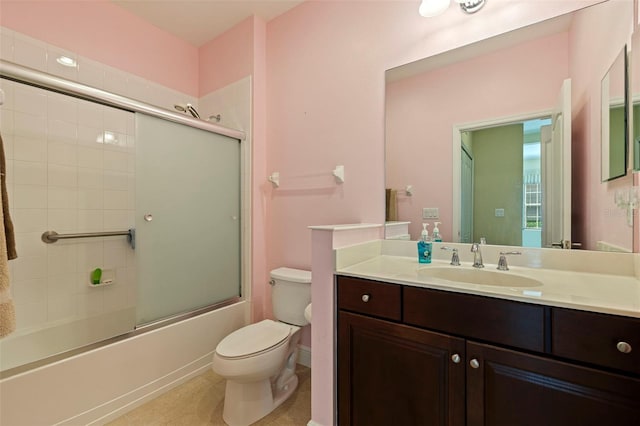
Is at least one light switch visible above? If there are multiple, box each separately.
[495,208,505,217]
[422,208,439,219]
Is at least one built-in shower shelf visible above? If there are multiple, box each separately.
[88,280,114,288]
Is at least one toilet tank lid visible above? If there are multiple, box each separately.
[270,267,311,283]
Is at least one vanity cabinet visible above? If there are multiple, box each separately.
[337,275,640,426]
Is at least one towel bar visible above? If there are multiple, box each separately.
[41,229,135,249]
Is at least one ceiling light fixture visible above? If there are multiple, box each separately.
[456,0,486,14]
[56,56,77,67]
[419,0,486,17]
[419,0,451,17]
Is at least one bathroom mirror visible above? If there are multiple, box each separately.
[632,28,640,171]
[385,0,634,252]
[601,46,628,181]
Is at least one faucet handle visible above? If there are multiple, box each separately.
[497,251,522,271]
[441,247,460,266]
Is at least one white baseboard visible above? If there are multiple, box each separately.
[297,344,311,368]
[307,420,323,426]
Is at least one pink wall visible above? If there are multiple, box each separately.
[386,32,569,241]
[569,0,634,251]
[0,0,199,96]
[265,0,602,273]
[199,16,254,96]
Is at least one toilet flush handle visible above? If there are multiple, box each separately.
[269,279,275,286]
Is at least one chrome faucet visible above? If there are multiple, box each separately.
[497,251,522,271]
[441,247,460,266]
[471,243,484,268]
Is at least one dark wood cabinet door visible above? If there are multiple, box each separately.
[466,341,640,426]
[338,311,465,426]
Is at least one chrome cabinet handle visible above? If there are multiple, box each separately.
[617,341,632,354]
[469,359,480,369]
[361,294,370,303]
[451,354,461,363]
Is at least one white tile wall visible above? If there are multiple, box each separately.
[1,76,136,339]
[199,75,251,131]
[0,27,177,367]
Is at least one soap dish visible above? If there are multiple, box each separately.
[88,279,114,288]
[88,268,115,287]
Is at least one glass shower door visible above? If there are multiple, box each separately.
[135,113,241,325]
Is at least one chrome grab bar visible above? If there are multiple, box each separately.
[42,229,135,249]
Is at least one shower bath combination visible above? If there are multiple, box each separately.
[174,103,222,122]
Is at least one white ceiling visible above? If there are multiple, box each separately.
[111,0,304,47]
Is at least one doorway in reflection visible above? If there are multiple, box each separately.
[461,117,551,247]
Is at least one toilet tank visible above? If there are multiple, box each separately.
[271,267,311,326]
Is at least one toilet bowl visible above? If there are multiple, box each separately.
[212,267,311,426]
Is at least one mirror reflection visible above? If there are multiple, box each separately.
[632,29,640,171]
[385,0,634,252]
[601,46,628,182]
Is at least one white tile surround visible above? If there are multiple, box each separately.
[0,76,138,370]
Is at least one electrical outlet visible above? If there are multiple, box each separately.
[422,208,439,219]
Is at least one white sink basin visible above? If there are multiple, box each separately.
[418,267,542,288]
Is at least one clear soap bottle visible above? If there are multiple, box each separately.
[432,221,442,242]
[417,223,432,264]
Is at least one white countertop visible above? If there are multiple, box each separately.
[336,251,640,319]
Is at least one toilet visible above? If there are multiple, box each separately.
[212,267,311,426]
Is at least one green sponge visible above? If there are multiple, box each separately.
[91,268,102,285]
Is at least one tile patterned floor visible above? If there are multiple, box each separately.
[107,365,311,426]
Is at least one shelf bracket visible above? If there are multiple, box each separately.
[333,165,345,184]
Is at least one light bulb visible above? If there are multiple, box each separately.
[456,0,486,14]
[56,56,77,67]
[419,0,451,17]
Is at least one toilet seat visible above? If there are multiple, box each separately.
[216,320,292,359]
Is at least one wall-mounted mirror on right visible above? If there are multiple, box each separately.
[601,45,628,181]
[632,27,640,171]
[385,0,635,253]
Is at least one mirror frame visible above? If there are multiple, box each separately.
[601,45,629,182]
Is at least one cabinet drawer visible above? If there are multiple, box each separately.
[337,276,401,321]
[552,308,640,375]
[404,286,546,352]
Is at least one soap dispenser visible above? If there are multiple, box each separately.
[417,223,432,264]
[432,222,442,242]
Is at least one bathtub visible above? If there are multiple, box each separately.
[0,301,247,425]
